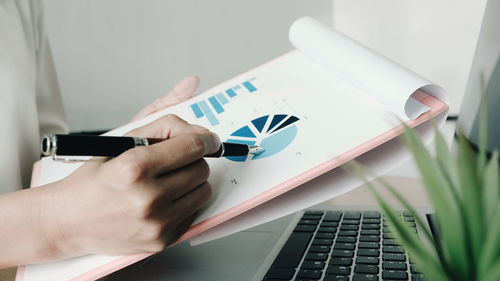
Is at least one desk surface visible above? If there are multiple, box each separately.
[0,175,428,281]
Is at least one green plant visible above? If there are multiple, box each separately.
[349,103,499,281]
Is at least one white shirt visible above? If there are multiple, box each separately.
[0,0,68,193]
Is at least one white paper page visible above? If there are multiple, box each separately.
[289,17,434,120]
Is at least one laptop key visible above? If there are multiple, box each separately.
[323,276,349,281]
[309,245,330,253]
[342,219,360,225]
[305,211,324,216]
[363,211,381,219]
[356,257,379,265]
[383,233,395,239]
[360,230,380,236]
[272,232,312,268]
[343,211,361,220]
[336,236,356,243]
[357,249,379,257]
[354,264,379,274]
[359,235,379,242]
[264,267,295,280]
[298,219,320,225]
[297,269,322,279]
[383,239,400,246]
[334,243,355,250]
[321,221,339,227]
[338,230,358,236]
[312,239,333,246]
[361,224,380,230]
[352,274,378,281]
[326,266,351,275]
[383,253,406,261]
[383,261,407,270]
[340,224,359,230]
[382,270,408,280]
[301,261,325,270]
[318,227,338,233]
[383,246,405,253]
[315,232,335,239]
[331,250,354,258]
[323,211,342,222]
[305,253,328,261]
[362,218,381,224]
[302,215,322,220]
[358,242,379,249]
[329,257,352,266]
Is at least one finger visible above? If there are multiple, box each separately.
[131,76,199,121]
[112,131,220,177]
[167,182,211,223]
[152,159,210,202]
[126,114,208,139]
[164,212,197,246]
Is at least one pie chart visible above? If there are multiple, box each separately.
[225,114,299,162]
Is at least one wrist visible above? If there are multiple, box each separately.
[37,180,86,260]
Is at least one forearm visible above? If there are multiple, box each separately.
[0,184,63,268]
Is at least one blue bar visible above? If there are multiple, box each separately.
[198,100,219,126]
[208,96,224,114]
[233,85,241,90]
[226,89,237,98]
[190,103,204,118]
[242,81,257,92]
[216,93,229,104]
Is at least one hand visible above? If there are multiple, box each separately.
[43,115,219,257]
[131,76,200,122]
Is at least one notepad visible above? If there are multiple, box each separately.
[17,17,448,281]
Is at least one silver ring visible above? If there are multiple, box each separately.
[133,137,149,146]
[41,135,57,156]
[220,142,225,156]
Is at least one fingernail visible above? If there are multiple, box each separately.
[200,132,221,154]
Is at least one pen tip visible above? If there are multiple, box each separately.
[249,145,265,155]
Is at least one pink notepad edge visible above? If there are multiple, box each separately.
[16,93,447,281]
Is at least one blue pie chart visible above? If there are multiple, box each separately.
[225,114,299,162]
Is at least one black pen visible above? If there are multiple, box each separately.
[41,134,264,158]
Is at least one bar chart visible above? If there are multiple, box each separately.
[190,78,258,126]
[225,114,299,162]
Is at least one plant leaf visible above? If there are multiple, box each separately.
[483,151,499,221]
[479,198,500,278]
[457,132,484,267]
[375,177,436,247]
[368,184,449,281]
[433,124,460,201]
[477,86,489,173]
[402,124,470,279]
[477,233,500,281]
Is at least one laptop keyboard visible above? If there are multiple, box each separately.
[262,210,427,281]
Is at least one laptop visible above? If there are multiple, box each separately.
[106,207,436,281]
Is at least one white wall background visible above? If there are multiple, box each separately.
[44,1,486,133]
[43,0,333,131]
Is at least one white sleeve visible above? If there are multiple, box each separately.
[33,1,69,136]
